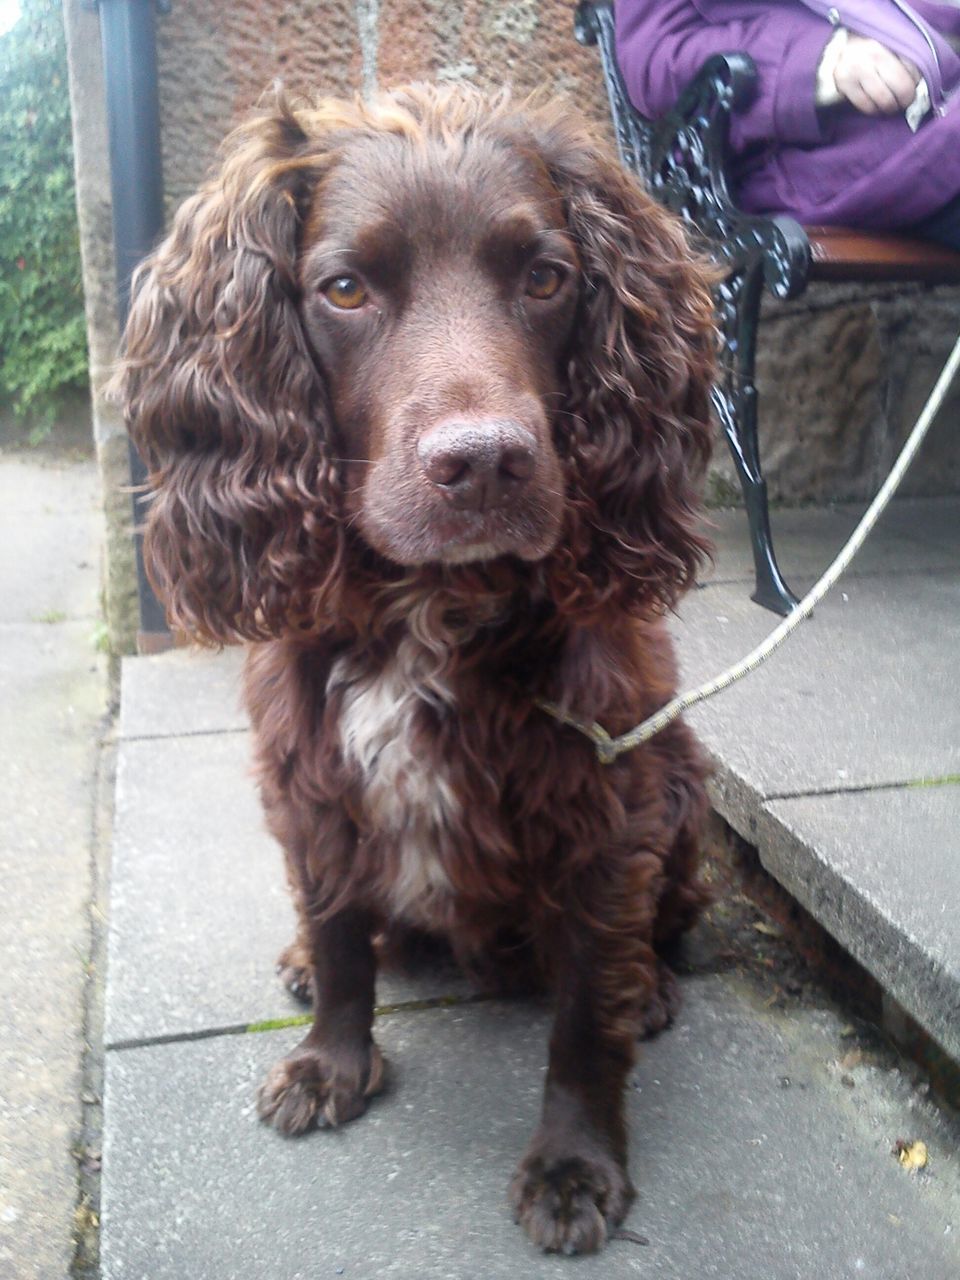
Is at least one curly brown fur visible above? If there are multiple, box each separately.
[117,84,716,1256]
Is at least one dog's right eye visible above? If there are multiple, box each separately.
[322,276,368,310]
[525,263,565,301]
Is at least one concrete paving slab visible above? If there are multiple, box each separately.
[0,454,107,1279]
[0,626,104,1279]
[0,456,102,624]
[101,976,960,1280]
[700,495,960,586]
[762,785,960,1063]
[106,733,471,1047]
[674,569,960,829]
[861,494,960,558]
[118,645,247,739]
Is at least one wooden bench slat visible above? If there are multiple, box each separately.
[805,226,960,282]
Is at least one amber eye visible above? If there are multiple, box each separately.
[526,263,564,301]
[323,276,367,310]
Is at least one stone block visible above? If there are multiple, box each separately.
[714,281,960,508]
[156,1,364,212]
[375,0,611,133]
[700,495,960,587]
[880,288,960,499]
[736,297,885,506]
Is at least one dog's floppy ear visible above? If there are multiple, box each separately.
[116,102,342,643]
[538,120,716,614]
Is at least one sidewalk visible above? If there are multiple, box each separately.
[0,454,107,1279]
[101,498,960,1279]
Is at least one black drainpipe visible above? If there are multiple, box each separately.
[89,0,171,652]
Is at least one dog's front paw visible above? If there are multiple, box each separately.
[257,1039,385,1136]
[510,1144,634,1255]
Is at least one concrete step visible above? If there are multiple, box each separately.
[673,496,960,1062]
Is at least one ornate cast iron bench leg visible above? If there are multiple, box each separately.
[714,262,800,615]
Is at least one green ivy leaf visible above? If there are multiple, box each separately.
[0,0,89,429]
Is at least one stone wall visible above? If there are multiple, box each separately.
[744,282,960,507]
[64,0,960,651]
[154,0,611,211]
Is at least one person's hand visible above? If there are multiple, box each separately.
[832,34,921,114]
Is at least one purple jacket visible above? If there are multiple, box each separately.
[615,0,960,227]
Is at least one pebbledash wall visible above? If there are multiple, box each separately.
[63,0,960,653]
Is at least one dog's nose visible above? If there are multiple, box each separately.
[417,418,537,510]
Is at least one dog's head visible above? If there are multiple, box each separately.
[118,85,715,642]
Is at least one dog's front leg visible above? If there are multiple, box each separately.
[510,898,655,1254]
[257,905,384,1135]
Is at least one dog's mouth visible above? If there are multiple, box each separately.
[438,540,503,565]
[433,508,561,565]
[360,500,563,567]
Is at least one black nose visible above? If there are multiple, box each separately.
[417,418,538,511]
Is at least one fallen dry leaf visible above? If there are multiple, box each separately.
[753,922,780,937]
[894,1139,928,1172]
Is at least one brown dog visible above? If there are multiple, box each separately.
[118,85,716,1255]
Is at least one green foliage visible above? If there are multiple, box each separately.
[0,0,88,434]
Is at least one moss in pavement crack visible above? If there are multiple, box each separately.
[244,993,478,1034]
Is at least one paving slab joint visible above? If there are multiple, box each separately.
[120,725,250,745]
[106,992,496,1054]
[764,773,960,804]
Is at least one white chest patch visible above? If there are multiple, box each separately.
[330,642,459,922]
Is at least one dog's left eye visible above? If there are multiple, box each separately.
[323,276,368,310]
[525,264,564,301]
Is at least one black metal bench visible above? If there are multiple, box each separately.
[576,0,960,614]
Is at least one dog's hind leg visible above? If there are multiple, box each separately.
[275,875,316,1004]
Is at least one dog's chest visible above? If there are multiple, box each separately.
[330,645,459,922]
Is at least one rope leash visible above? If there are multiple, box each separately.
[539,329,960,765]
